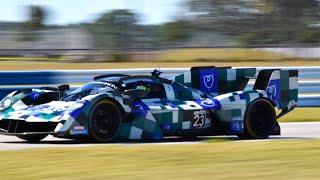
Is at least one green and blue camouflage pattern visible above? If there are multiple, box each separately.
[0,66,298,140]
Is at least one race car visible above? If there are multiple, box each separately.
[0,66,298,142]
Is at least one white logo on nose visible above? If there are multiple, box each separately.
[33,94,40,99]
[135,104,144,110]
[203,75,214,88]
[200,99,215,107]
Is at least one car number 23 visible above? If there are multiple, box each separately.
[192,110,206,128]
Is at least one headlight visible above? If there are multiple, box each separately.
[0,97,12,111]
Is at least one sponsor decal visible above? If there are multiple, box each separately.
[93,81,119,90]
[199,69,218,94]
[73,125,85,130]
[232,122,240,131]
[195,98,221,110]
[32,89,45,93]
[28,104,50,111]
[267,80,280,107]
[132,101,149,116]
[32,93,40,100]
[201,99,215,106]
[135,104,144,110]
[266,85,277,97]
[27,102,83,114]
[70,128,88,135]
[204,75,214,88]
[229,120,243,133]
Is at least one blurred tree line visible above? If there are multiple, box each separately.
[14,1,320,48]
[187,0,320,45]
[19,5,47,41]
[83,9,192,48]
[84,0,320,48]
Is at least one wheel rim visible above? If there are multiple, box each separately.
[91,103,120,140]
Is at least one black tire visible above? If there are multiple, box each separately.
[88,99,122,143]
[239,98,276,139]
[17,134,48,142]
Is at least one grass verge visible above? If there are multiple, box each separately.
[159,48,290,62]
[1,48,320,70]
[1,140,320,179]
[278,108,320,122]
[0,60,320,71]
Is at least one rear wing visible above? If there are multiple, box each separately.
[172,66,256,96]
[171,66,298,110]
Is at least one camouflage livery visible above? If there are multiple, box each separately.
[0,66,298,142]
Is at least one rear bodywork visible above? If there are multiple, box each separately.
[0,66,298,140]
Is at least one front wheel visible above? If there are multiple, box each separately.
[88,99,122,143]
[17,134,48,142]
[239,98,276,139]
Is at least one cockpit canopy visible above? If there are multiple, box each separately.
[62,74,207,101]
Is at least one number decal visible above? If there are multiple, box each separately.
[193,114,205,128]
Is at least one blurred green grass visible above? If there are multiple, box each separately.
[278,108,320,122]
[1,140,320,179]
[0,59,319,71]
[0,48,319,71]
[1,48,319,63]
[158,48,291,62]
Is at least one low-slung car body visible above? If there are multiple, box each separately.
[0,66,298,142]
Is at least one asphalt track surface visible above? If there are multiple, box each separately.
[0,122,319,151]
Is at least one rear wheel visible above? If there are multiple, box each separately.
[17,134,48,142]
[88,99,122,143]
[239,98,276,139]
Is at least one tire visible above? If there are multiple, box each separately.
[239,98,276,139]
[88,99,122,143]
[17,134,48,142]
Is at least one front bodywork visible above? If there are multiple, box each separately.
[0,91,131,137]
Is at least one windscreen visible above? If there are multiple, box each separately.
[63,81,120,101]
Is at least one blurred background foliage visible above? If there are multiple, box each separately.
[83,0,320,47]
[14,0,320,47]
[187,0,320,45]
[1,0,320,61]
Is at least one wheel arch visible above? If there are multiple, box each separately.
[256,97,276,108]
[101,97,126,116]
[85,94,127,116]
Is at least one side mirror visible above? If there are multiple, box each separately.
[58,84,70,92]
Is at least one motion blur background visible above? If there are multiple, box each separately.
[1,0,320,62]
[2,2,320,179]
